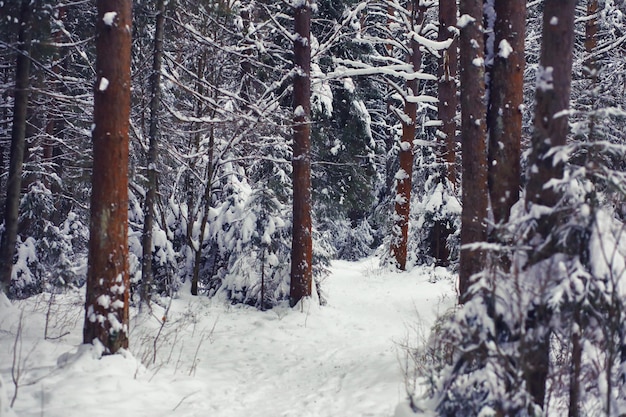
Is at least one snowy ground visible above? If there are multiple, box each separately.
[0,258,456,417]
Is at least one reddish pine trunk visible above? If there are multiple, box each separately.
[391,6,424,271]
[438,0,458,188]
[584,0,598,80]
[526,0,575,211]
[431,0,458,267]
[524,0,576,407]
[0,0,33,294]
[290,0,313,307]
[487,0,525,225]
[458,0,488,302]
[83,0,132,354]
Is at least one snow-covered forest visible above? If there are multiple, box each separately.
[0,0,625,416]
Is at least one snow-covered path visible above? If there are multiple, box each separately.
[1,259,455,417]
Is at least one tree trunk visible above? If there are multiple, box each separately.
[190,128,214,297]
[0,0,33,295]
[83,0,132,354]
[584,0,599,140]
[568,307,582,417]
[290,0,313,307]
[487,0,525,225]
[43,6,66,195]
[523,0,576,407]
[458,0,488,302]
[140,0,166,309]
[189,53,206,296]
[526,0,576,213]
[438,0,458,188]
[584,0,598,81]
[391,4,424,271]
[431,0,458,267]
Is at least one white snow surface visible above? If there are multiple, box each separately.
[0,259,455,417]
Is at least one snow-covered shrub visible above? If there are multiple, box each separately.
[128,189,143,293]
[207,175,291,309]
[409,173,460,268]
[9,182,88,298]
[331,217,375,261]
[9,236,40,299]
[128,189,179,300]
[414,140,626,416]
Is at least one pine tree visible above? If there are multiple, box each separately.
[140,0,166,309]
[438,0,457,188]
[487,0,525,226]
[0,0,34,294]
[290,0,313,306]
[83,0,132,354]
[523,0,577,407]
[390,2,425,271]
[458,0,488,302]
[430,0,459,266]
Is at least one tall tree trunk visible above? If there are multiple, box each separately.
[383,3,397,209]
[43,6,66,192]
[487,0,525,225]
[83,0,132,354]
[526,0,576,213]
[584,0,599,140]
[0,0,33,295]
[584,0,598,81]
[431,0,458,267]
[391,1,426,270]
[391,4,424,271]
[44,6,67,226]
[189,52,206,296]
[458,0,488,302]
[190,129,214,297]
[290,0,313,307]
[523,0,576,407]
[568,5,597,409]
[568,307,582,417]
[140,0,166,309]
[438,0,458,188]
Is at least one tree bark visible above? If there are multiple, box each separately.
[526,0,576,212]
[458,0,488,302]
[290,0,313,307]
[43,6,66,196]
[431,0,458,267]
[584,0,598,81]
[487,0,525,225]
[190,129,214,297]
[584,0,599,140]
[140,0,166,309]
[391,5,424,271]
[523,0,576,407]
[189,53,206,296]
[568,307,582,417]
[0,0,33,295]
[438,0,457,188]
[83,0,132,354]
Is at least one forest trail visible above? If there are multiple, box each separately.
[171,259,455,417]
[2,259,455,417]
